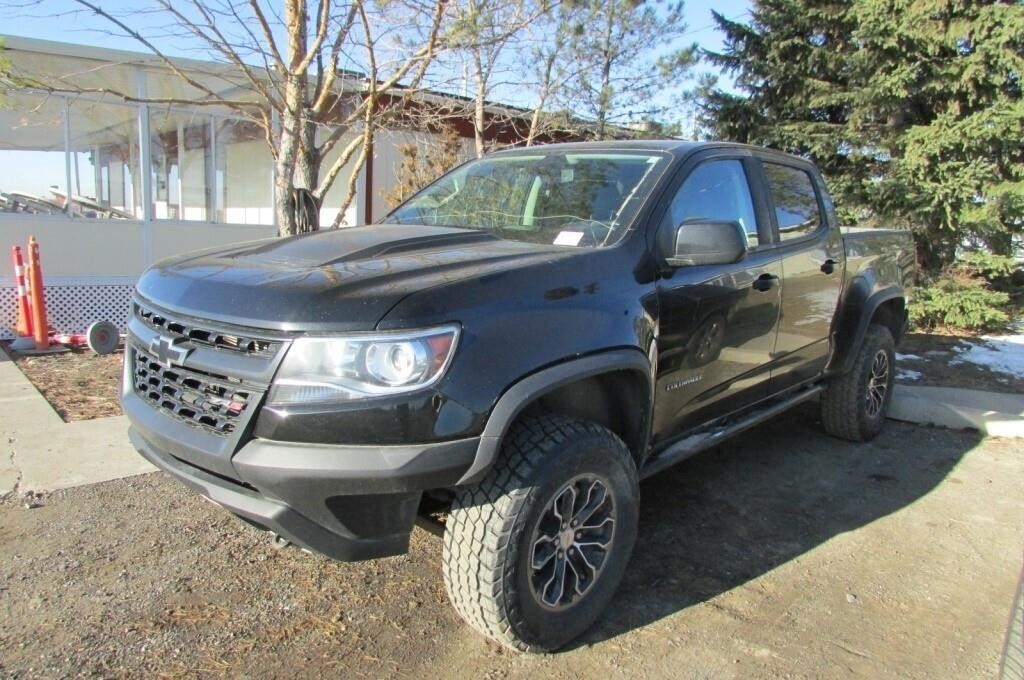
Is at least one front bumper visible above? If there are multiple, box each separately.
[123,298,479,561]
[129,425,477,561]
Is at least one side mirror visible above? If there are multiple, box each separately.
[666,219,748,267]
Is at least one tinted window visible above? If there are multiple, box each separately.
[663,160,759,248]
[764,163,822,241]
[389,151,668,247]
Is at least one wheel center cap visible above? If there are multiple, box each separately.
[559,528,575,550]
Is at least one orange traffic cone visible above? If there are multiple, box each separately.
[18,236,67,355]
[8,245,34,351]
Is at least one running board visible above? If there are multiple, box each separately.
[640,385,824,480]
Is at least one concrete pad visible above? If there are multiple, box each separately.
[0,353,64,430]
[890,385,1024,438]
[0,347,155,496]
[15,415,155,494]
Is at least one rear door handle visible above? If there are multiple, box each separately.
[820,259,837,275]
[752,273,779,292]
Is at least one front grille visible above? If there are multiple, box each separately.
[131,347,256,436]
[135,302,278,356]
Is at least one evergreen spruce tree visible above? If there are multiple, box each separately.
[700,0,1024,273]
[852,0,1023,270]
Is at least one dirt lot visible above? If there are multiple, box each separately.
[10,348,124,421]
[1,408,1020,679]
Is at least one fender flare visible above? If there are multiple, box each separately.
[829,285,906,376]
[456,348,652,486]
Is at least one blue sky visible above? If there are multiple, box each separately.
[3,0,751,82]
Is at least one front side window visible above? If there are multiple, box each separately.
[388,151,669,247]
[662,160,760,248]
[763,163,822,241]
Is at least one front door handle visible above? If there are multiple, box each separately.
[820,259,837,275]
[752,273,779,292]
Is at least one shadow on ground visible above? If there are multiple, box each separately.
[571,402,983,649]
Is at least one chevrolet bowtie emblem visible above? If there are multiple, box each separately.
[149,336,191,368]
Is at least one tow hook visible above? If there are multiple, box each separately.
[271,533,292,550]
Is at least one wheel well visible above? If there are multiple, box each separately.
[870,297,907,343]
[518,370,649,468]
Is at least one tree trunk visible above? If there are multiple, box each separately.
[472,50,487,157]
[294,116,319,192]
[596,0,615,140]
[527,49,558,146]
[474,94,486,157]
[915,231,957,275]
[275,0,309,236]
[274,165,296,237]
[291,115,321,233]
[527,107,542,147]
[274,108,301,236]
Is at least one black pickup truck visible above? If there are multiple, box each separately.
[122,141,914,651]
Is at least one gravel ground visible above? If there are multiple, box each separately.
[1,408,1021,679]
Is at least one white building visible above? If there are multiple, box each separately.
[0,36,496,337]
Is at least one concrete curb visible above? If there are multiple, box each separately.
[0,348,155,497]
[889,385,1024,438]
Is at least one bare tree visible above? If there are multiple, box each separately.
[522,1,581,145]
[381,125,466,207]
[439,0,547,156]
[6,0,453,235]
[560,0,698,139]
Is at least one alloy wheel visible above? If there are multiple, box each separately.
[529,475,616,610]
[865,349,890,417]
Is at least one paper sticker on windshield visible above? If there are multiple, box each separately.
[554,231,585,246]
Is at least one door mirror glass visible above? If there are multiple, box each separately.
[668,219,747,267]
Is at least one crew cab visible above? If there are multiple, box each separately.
[122,141,914,651]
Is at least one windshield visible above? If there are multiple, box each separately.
[387,150,669,247]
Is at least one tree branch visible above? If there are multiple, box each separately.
[311,3,359,114]
[157,0,283,112]
[293,0,332,75]
[69,0,254,111]
[246,0,287,73]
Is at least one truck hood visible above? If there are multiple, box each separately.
[135,224,572,331]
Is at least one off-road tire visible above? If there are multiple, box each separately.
[821,324,895,442]
[442,415,639,652]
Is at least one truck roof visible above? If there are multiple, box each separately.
[490,140,780,160]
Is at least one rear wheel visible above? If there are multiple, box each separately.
[442,415,639,652]
[821,324,895,442]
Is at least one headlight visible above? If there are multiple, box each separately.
[267,325,460,404]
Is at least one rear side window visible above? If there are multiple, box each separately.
[764,163,822,241]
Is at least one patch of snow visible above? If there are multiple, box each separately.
[949,333,1024,377]
[895,352,924,361]
[896,368,922,381]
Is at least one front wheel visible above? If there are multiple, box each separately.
[820,324,895,442]
[442,415,639,652]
